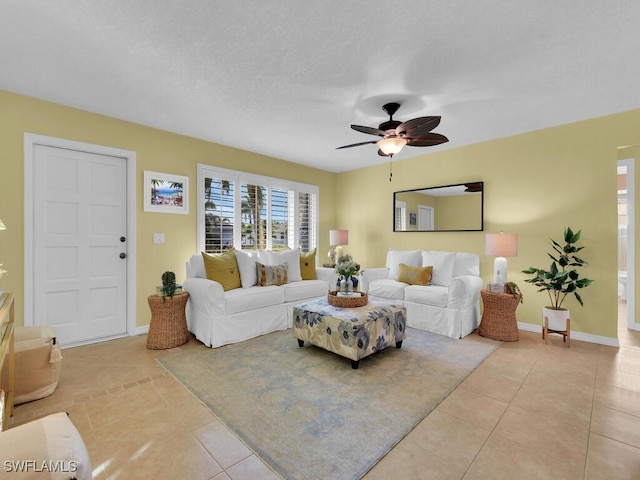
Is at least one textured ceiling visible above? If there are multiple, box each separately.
[2,1,640,172]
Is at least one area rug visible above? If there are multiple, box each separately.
[157,328,500,480]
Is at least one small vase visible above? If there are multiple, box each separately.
[341,275,353,294]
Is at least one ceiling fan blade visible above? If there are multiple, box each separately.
[336,140,378,150]
[406,133,449,147]
[350,124,386,136]
[396,116,441,138]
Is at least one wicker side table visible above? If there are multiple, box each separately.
[478,290,521,341]
[147,292,190,349]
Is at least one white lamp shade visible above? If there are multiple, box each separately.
[485,233,517,257]
[329,229,348,246]
[486,232,517,284]
[0,218,5,230]
[377,137,407,156]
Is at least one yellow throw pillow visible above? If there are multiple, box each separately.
[202,249,241,291]
[256,262,289,286]
[397,263,433,286]
[300,249,317,280]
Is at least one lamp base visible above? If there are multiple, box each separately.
[328,247,337,264]
[493,257,508,284]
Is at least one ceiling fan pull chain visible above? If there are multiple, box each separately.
[389,159,392,182]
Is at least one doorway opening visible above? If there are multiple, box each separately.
[617,159,636,333]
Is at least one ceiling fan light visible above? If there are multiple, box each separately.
[377,137,407,156]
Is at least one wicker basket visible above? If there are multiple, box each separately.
[147,292,190,349]
[327,290,368,308]
[478,290,521,341]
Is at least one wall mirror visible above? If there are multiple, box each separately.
[393,182,484,232]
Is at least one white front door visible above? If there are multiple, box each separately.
[31,144,129,345]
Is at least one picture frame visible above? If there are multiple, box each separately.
[409,211,417,226]
[143,171,189,214]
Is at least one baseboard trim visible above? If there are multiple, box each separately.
[134,325,149,336]
[517,322,620,348]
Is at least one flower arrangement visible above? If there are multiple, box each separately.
[335,254,360,279]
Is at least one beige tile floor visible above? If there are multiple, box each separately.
[11,305,640,480]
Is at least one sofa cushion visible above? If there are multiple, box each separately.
[257,262,289,286]
[386,249,422,280]
[236,249,258,288]
[300,249,317,280]
[267,248,303,282]
[405,284,450,308]
[223,285,285,314]
[398,263,433,286]
[453,252,480,277]
[368,279,407,301]
[283,279,328,302]
[421,251,456,287]
[202,250,241,291]
[187,254,206,279]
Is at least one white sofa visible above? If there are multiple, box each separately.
[361,249,483,339]
[184,252,337,347]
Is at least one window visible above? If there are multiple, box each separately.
[198,164,318,254]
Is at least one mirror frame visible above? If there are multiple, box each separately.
[393,181,484,232]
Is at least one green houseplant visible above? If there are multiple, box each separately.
[161,271,177,301]
[522,227,594,331]
[522,227,594,308]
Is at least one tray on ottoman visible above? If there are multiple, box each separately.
[327,290,368,308]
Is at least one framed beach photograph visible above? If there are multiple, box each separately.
[143,171,189,214]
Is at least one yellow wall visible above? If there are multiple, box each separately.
[337,109,640,340]
[435,194,482,230]
[2,88,639,342]
[0,90,337,328]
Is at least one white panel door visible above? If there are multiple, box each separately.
[32,145,128,345]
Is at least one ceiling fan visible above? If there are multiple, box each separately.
[336,102,449,158]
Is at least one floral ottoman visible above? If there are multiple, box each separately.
[292,298,407,369]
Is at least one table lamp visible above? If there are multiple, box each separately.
[485,232,517,283]
[328,229,348,264]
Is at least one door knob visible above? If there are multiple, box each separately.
[119,253,127,259]
[120,236,126,242]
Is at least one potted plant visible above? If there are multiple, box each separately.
[522,227,594,331]
[160,271,177,301]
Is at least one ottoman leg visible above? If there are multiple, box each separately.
[351,360,359,370]
[297,339,304,347]
[396,340,403,349]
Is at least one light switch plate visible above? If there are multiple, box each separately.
[153,233,164,244]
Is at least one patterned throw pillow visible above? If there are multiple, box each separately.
[256,262,289,286]
[397,263,433,286]
[299,249,317,280]
[201,249,242,291]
